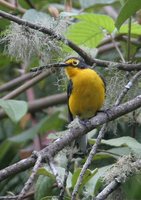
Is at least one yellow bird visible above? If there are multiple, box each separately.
[60,57,106,153]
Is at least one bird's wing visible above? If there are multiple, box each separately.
[91,68,106,91]
[67,79,73,122]
[99,73,106,92]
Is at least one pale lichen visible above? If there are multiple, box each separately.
[1,13,69,66]
[103,155,139,184]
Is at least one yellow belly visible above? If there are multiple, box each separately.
[68,68,105,119]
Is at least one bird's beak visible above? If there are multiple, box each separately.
[30,62,69,73]
[57,63,69,67]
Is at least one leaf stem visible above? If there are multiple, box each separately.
[110,34,125,62]
[127,17,132,61]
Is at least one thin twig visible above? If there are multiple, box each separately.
[110,34,125,62]
[98,35,141,48]
[94,179,120,200]
[0,73,36,93]
[48,159,63,188]
[0,0,26,13]
[17,151,42,200]
[115,71,141,106]
[65,0,72,12]
[97,42,121,55]
[59,153,72,200]
[25,0,35,8]
[127,17,132,61]
[30,63,68,72]
[71,124,107,200]
[2,69,52,100]
[0,191,34,200]
[0,196,18,200]
[104,6,118,19]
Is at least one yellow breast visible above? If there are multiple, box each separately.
[65,67,105,119]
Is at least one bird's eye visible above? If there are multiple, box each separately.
[72,60,79,66]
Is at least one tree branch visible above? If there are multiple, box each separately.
[0,10,92,65]
[17,151,42,200]
[24,0,35,9]
[0,0,26,13]
[48,159,63,188]
[115,70,141,105]
[94,159,141,200]
[2,69,52,100]
[94,179,120,200]
[0,95,141,181]
[71,124,108,200]
[0,73,35,93]
[1,10,141,71]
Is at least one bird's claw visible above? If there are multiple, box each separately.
[79,119,91,128]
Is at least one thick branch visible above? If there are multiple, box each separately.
[0,95,141,181]
[1,10,141,71]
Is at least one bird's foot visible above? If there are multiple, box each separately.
[79,118,91,128]
[97,109,111,119]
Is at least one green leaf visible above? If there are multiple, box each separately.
[35,176,60,200]
[9,111,65,143]
[57,166,72,188]
[8,117,46,143]
[106,147,132,156]
[0,54,12,67]
[0,99,28,123]
[101,136,141,157]
[37,166,72,188]
[0,139,21,171]
[0,140,12,160]
[75,14,115,33]
[119,23,141,35]
[85,165,112,196]
[67,21,103,48]
[93,152,117,160]
[39,110,66,133]
[72,168,98,192]
[67,14,115,48]
[115,0,141,29]
[37,167,55,180]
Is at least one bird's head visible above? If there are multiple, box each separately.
[59,57,89,78]
[59,57,89,69]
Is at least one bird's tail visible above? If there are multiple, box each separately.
[68,110,87,153]
[76,134,87,153]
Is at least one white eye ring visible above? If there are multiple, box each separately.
[72,60,79,66]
